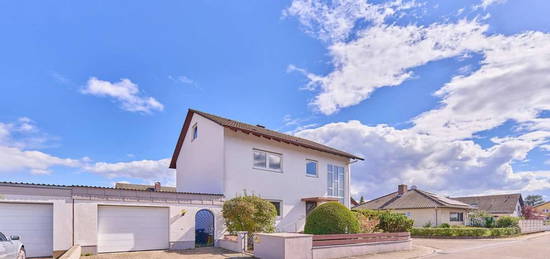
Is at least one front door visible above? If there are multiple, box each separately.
[306,201,317,216]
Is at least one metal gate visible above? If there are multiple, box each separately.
[195,209,215,247]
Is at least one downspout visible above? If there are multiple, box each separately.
[72,188,75,246]
[435,206,438,226]
[347,159,360,209]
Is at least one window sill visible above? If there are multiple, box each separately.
[306,174,318,178]
[253,167,283,173]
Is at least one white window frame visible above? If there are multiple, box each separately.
[253,149,283,173]
[306,159,318,177]
[450,212,464,222]
[327,164,345,204]
[192,123,198,141]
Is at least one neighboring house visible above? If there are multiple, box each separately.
[354,185,473,227]
[453,194,524,218]
[534,202,550,220]
[169,109,363,232]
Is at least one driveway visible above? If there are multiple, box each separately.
[412,232,550,259]
[84,247,253,259]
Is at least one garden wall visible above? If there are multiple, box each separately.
[253,232,411,259]
[519,220,545,233]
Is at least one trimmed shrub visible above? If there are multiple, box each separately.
[353,211,380,233]
[353,209,414,233]
[222,195,277,234]
[423,222,432,228]
[496,216,520,228]
[305,202,361,234]
[438,223,451,228]
[378,211,414,232]
[411,227,520,237]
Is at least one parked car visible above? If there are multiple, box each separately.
[0,232,25,259]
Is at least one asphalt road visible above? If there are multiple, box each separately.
[413,232,550,259]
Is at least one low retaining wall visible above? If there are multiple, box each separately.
[519,220,545,233]
[312,240,411,259]
[58,245,81,259]
[253,232,411,259]
[218,232,247,253]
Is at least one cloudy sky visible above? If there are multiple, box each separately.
[1,0,549,200]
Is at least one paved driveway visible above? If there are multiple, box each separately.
[412,232,550,259]
[85,247,253,259]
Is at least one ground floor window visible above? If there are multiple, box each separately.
[450,212,464,222]
[269,201,282,216]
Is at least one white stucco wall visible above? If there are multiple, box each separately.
[223,129,351,232]
[176,113,225,194]
[73,200,224,251]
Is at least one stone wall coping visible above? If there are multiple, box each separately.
[256,232,313,238]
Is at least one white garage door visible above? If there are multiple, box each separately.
[0,203,53,258]
[97,206,169,253]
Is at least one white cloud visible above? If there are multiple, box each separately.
[83,158,175,186]
[295,120,550,198]
[168,75,195,85]
[475,0,507,10]
[0,118,80,174]
[0,146,80,174]
[82,77,164,114]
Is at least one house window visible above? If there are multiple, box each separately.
[306,160,318,177]
[327,164,345,204]
[450,212,464,222]
[253,149,282,172]
[192,124,198,140]
[269,201,281,216]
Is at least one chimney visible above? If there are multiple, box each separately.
[398,184,408,195]
[154,182,161,192]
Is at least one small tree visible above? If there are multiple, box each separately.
[359,196,365,204]
[222,195,277,235]
[525,195,545,206]
[522,206,544,220]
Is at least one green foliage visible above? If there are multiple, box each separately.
[304,202,361,234]
[422,222,432,228]
[353,209,381,233]
[222,195,277,234]
[525,195,545,206]
[359,196,365,204]
[438,223,451,228]
[469,210,496,228]
[411,227,520,237]
[496,216,520,228]
[353,209,414,232]
[377,211,414,232]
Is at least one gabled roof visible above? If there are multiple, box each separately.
[169,109,363,168]
[354,188,472,210]
[115,183,177,193]
[453,193,523,214]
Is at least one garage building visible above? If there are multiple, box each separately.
[0,182,224,258]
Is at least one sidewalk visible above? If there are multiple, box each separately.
[346,245,435,259]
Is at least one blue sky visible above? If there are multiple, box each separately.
[1,0,549,200]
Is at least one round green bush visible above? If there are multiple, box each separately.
[438,223,451,228]
[496,216,520,228]
[304,202,360,234]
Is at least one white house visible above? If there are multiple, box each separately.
[169,109,363,232]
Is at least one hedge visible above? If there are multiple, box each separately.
[411,227,520,237]
[353,209,414,233]
[304,202,361,235]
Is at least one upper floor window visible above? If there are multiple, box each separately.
[450,212,464,222]
[306,160,318,177]
[327,164,345,204]
[192,124,198,140]
[253,149,282,172]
